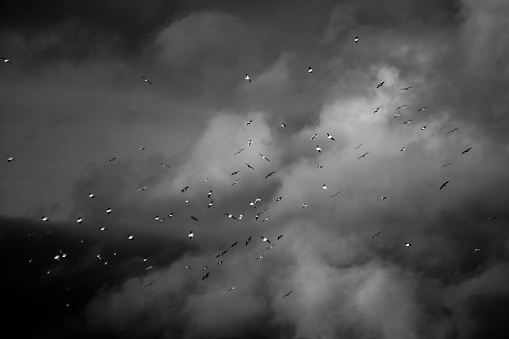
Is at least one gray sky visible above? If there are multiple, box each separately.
[1,0,509,338]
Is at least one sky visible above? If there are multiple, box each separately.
[1,0,509,338]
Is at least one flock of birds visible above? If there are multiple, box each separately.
[1,34,498,310]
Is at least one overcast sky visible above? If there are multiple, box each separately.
[1,0,509,338]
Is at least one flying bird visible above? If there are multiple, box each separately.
[259,153,270,161]
[188,231,194,240]
[246,163,254,170]
[373,107,380,114]
[474,248,481,252]
[88,193,95,198]
[106,207,112,214]
[400,147,405,152]
[358,152,369,159]
[137,186,147,192]
[354,36,359,43]
[208,201,214,208]
[76,217,83,224]
[1,57,13,64]
[403,120,412,124]
[246,120,253,126]
[231,171,240,175]
[381,196,387,200]
[417,107,428,112]
[127,235,134,240]
[228,285,236,292]
[245,74,251,82]
[393,113,401,118]
[208,190,213,198]
[439,181,450,190]
[231,242,238,248]
[4,155,14,162]
[202,273,210,280]
[265,171,276,179]
[281,123,287,128]
[248,139,253,146]
[283,290,293,298]
[181,186,189,193]
[376,81,385,88]
[421,126,427,130]
[400,86,413,90]
[245,236,252,246]
[317,165,323,169]
[484,216,497,221]
[396,105,408,110]
[316,145,322,153]
[330,191,342,198]
[159,163,171,168]
[441,162,452,168]
[405,242,412,247]
[277,234,283,240]
[308,66,313,73]
[326,133,335,141]
[354,143,363,150]
[233,148,245,155]
[446,127,458,134]
[276,196,282,202]
[141,76,152,84]
[461,147,472,154]
[301,203,307,208]
[322,184,328,190]
[311,133,317,140]
[144,280,155,288]
[190,216,198,221]
[372,231,383,238]
[231,179,240,186]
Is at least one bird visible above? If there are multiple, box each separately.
[159,163,171,168]
[202,178,208,183]
[144,280,155,287]
[109,157,116,162]
[354,36,359,43]
[421,126,427,130]
[403,120,412,124]
[4,155,14,162]
[276,196,282,202]
[245,74,251,82]
[400,86,413,90]
[322,184,328,190]
[181,186,189,193]
[400,147,405,152]
[484,216,497,221]
[231,242,238,248]
[265,171,276,179]
[354,143,363,150]
[417,107,428,112]
[316,145,322,153]
[393,113,401,118]
[226,213,238,221]
[439,181,450,190]
[474,248,481,252]
[461,147,472,154]
[372,231,383,238]
[326,133,335,141]
[76,217,83,224]
[228,285,236,292]
[256,255,263,260]
[208,201,214,208]
[283,290,293,298]
[301,203,307,208]
[88,193,95,198]
[259,153,270,161]
[231,179,240,186]
[311,133,318,140]
[41,216,49,222]
[261,216,270,223]
[140,147,146,151]
[185,265,190,270]
[128,235,134,240]
[246,163,254,170]
[277,234,283,240]
[137,186,148,192]
[446,127,458,134]
[441,162,452,168]
[99,226,107,231]
[231,171,240,175]
[141,76,152,85]
[168,212,174,218]
[234,148,245,156]
[217,261,224,265]
[246,120,253,126]
[308,66,313,73]
[381,196,387,200]
[376,81,384,88]
[248,139,253,146]
[188,231,194,240]
[330,191,342,198]
[405,242,412,247]
[106,207,112,214]
[245,236,252,246]
[358,152,369,159]
[1,57,13,64]
[190,216,198,221]
[281,123,287,128]
[202,272,210,280]
[317,165,324,169]
[373,107,380,114]
[208,190,213,198]
[396,105,408,110]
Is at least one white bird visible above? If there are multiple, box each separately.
[418,107,428,112]
[322,184,327,190]
[354,36,359,43]
[208,201,213,208]
[41,216,49,222]
[76,217,83,224]
[228,285,236,292]
[208,190,213,198]
[141,76,152,85]
[188,231,194,240]
[421,126,427,130]
[308,66,313,73]
[99,226,107,231]
[245,74,251,82]
[400,147,405,151]
[137,186,147,191]
[393,113,401,118]
[326,133,335,141]
[281,123,287,128]
[474,248,480,252]
[88,193,95,198]
[316,145,322,153]
[128,234,134,240]
[4,155,14,162]
[301,203,307,208]
[405,242,411,247]
[381,196,387,200]
[106,207,112,214]
[256,255,263,260]
[403,120,412,124]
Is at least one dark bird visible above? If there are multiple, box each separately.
[231,171,240,175]
[283,290,293,298]
[371,231,383,238]
[403,120,412,124]
[376,81,384,88]
[400,86,413,90]
[439,181,450,190]
[421,126,427,130]
[141,76,152,84]
[354,143,363,150]
[181,186,189,193]
[308,66,313,73]
[231,179,240,186]
[330,191,342,198]
[144,280,155,287]
[400,147,405,152]
[265,171,276,179]
[259,153,270,161]
[417,107,428,112]
[393,113,401,118]
[245,236,252,245]
[276,196,282,202]
[234,148,245,156]
[202,273,210,280]
[109,157,116,162]
[461,147,472,154]
[246,120,253,126]
[208,190,213,198]
[301,203,307,208]
[358,152,369,159]
[311,133,318,140]
[446,127,458,134]
[277,234,283,240]
[396,105,408,110]
[246,163,254,170]
[373,107,380,114]
[326,133,335,141]
[485,216,497,221]
[190,216,198,221]
[441,162,452,168]
[159,163,171,168]
[231,242,238,248]
[260,236,271,244]
[168,212,174,218]
[248,139,253,146]
[381,196,387,200]
[228,285,236,292]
